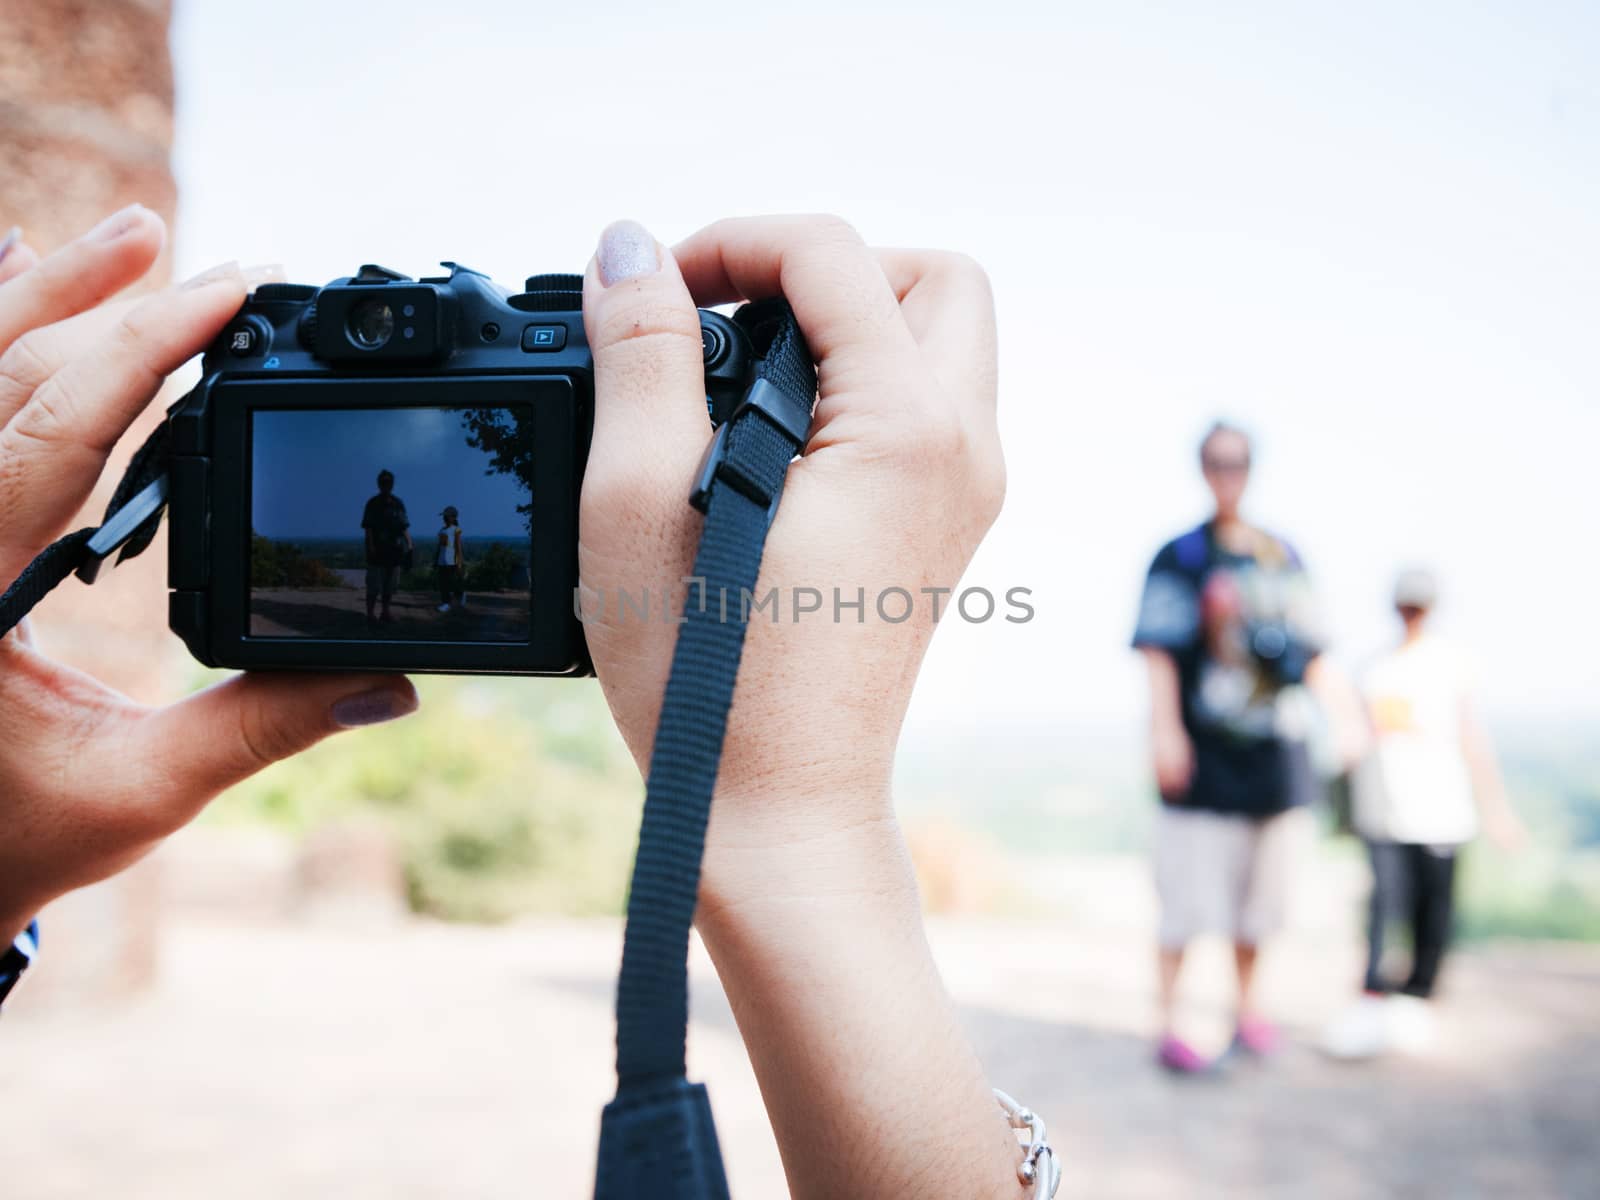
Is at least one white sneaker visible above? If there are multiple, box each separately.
[1386,994,1437,1055]
[1320,994,1391,1060]
[436,603,452,613]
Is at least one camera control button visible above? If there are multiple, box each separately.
[225,316,270,357]
[701,323,726,365]
[520,324,567,352]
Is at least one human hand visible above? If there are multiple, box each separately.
[1153,723,1195,800]
[578,215,1002,864]
[1484,805,1528,854]
[0,208,418,940]
[577,214,1017,1199]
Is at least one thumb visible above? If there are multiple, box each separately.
[581,220,710,499]
[133,673,418,825]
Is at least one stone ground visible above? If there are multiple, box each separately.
[249,578,526,641]
[1,859,1597,1199]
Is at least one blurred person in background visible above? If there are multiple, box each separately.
[1132,420,1366,1074]
[1321,568,1525,1060]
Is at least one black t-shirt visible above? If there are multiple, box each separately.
[361,493,410,567]
[1132,522,1323,818]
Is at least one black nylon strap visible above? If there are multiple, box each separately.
[595,301,815,1199]
[0,528,94,641]
[0,419,174,639]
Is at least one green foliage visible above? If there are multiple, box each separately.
[206,676,642,920]
[462,541,523,592]
[395,540,525,593]
[461,407,534,534]
[1456,848,1600,943]
[251,533,343,588]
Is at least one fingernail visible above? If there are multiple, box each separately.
[331,687,418,728]
[85,203,150,244]
[0,227,19,265]
[597,219,659,287]
[240,263,286,290]
[180,260,240,290]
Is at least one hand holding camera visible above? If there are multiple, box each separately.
[576,216,1011,1194]
[0,207,418,941]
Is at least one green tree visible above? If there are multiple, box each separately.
[460,408,535,535]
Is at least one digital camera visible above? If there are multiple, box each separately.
[166,262,760,676]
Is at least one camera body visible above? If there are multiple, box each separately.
[167,262,756,676]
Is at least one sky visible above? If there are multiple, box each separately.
[251,408,531,540]
[170,0,1600,737]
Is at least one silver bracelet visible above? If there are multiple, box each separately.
[994,1088,1062,1197]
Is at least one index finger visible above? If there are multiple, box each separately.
[0,206,165,357]
[873,248,998,413]
[673,215,920,377]
[0,267,253,579]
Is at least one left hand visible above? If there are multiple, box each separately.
[0,208,418,940]
[1484,805,1528,854]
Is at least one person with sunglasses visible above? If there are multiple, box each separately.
[1132,421,1364,1074]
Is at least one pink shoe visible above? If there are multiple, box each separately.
[1231,1014,1282,1057]
[1157,1034,1212,1075]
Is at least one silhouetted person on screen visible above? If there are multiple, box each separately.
[435,505,465,613]
[362,469,412,629]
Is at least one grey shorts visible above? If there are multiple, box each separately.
[1153,805,1310,948]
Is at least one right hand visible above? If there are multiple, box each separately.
[575,213,1017,1200]
[1153,723,1195,800]
[576,215,1004,887]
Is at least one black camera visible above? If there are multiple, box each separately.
[166,262,759,676]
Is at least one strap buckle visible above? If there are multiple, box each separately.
[74,475,169,585]
[689,377,812,522]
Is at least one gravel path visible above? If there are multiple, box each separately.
[1,911,1595,1198]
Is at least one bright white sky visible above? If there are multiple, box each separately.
[171,1,1599,739]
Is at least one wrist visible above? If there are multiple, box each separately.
[698,785,903,920]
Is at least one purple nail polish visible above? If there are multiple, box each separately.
[85,204,148,244]
[0,227,20,265]
[331,688,416,728]
[597,220,659,286]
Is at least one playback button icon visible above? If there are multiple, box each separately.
[520,324,568,352]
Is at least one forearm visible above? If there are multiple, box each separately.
[1462,717,1513,821]
[1141,649,1184,740]
[697,808,1023,1200]
[1305,656,1371,764]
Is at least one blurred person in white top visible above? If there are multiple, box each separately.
[1322,568,1525,1059]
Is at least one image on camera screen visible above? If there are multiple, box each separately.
[249,406,534,642]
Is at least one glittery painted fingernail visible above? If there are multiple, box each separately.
[0,227,20,265]
[85,204,150,244]
[331,687,418,728]
[597,220,659,286]
[240,263,286,290]
[180,261,240,290]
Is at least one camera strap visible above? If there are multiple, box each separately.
[0,417,174,640]
[593,299,814,1200]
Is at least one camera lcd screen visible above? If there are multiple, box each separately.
[249,406,534,642]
